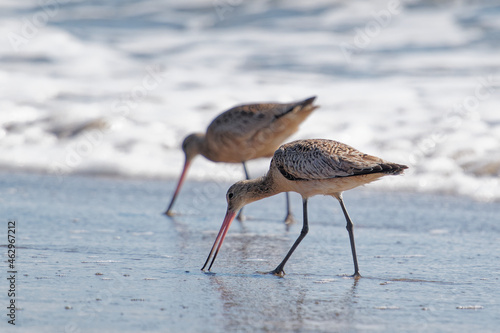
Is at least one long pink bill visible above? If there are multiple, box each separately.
[165,160,191,216]
[201,210,237,271]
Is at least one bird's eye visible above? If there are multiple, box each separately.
[228,193,234,199]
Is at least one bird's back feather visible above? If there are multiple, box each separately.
[274,139,407,181]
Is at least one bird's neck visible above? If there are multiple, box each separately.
[195,134,218,161]
[190,133,208,159]
[243,174,281,203]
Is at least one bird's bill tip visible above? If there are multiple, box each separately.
[201,209,238,271]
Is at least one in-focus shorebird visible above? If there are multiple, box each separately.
[202,139,408,277]
[165,96,319,223]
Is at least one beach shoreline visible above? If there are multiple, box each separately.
[1,171,499,332]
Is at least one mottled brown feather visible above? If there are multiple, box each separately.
[273,139,408,181]
[202,97,318,162]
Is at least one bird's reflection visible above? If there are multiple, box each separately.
[206,271,361,332]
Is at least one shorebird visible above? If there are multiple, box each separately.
[202,139,408,277]
[165,96,318,223]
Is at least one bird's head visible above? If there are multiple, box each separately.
[225,179,267,213]
[182,133,204,162]
[226,181,249,213]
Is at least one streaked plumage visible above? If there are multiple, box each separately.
[165,97,318,221]
[202,97,318,162]
[275,139,402,180]
[202,139,408,277]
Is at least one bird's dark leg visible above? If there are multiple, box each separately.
[270,198,309,277]
[236,162,250,222]
[242,161,250,180]
[337,194,361,278]
[283,192,296,228]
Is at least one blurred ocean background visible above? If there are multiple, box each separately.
[2,3,500,332]
[1,0,499,200]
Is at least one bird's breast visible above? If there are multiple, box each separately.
[273,168,387,198]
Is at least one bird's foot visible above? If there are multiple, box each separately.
[351,272,361,279]
[164,210,176,217]
[258,267,285,277]
[270,268,285,277]
[236,212,246,222]
[284,212,296,227]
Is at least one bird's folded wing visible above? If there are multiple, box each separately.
[206,100,310,144]
[274,139,390,181]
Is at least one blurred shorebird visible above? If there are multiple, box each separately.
[202,139,408,277]
[165,96,318,223]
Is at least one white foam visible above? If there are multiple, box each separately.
[0,0,499,202]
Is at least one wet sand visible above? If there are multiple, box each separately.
[1,172,499,332]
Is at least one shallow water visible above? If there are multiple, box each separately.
[0,172,499,332]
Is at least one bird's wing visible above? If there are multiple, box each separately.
[274,139,398,181]
[206,97,316,144]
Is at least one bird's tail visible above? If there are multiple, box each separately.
[275,96,318,120]
[299,96,317,107]
[295,96,318,113]
[382,163,408,175]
